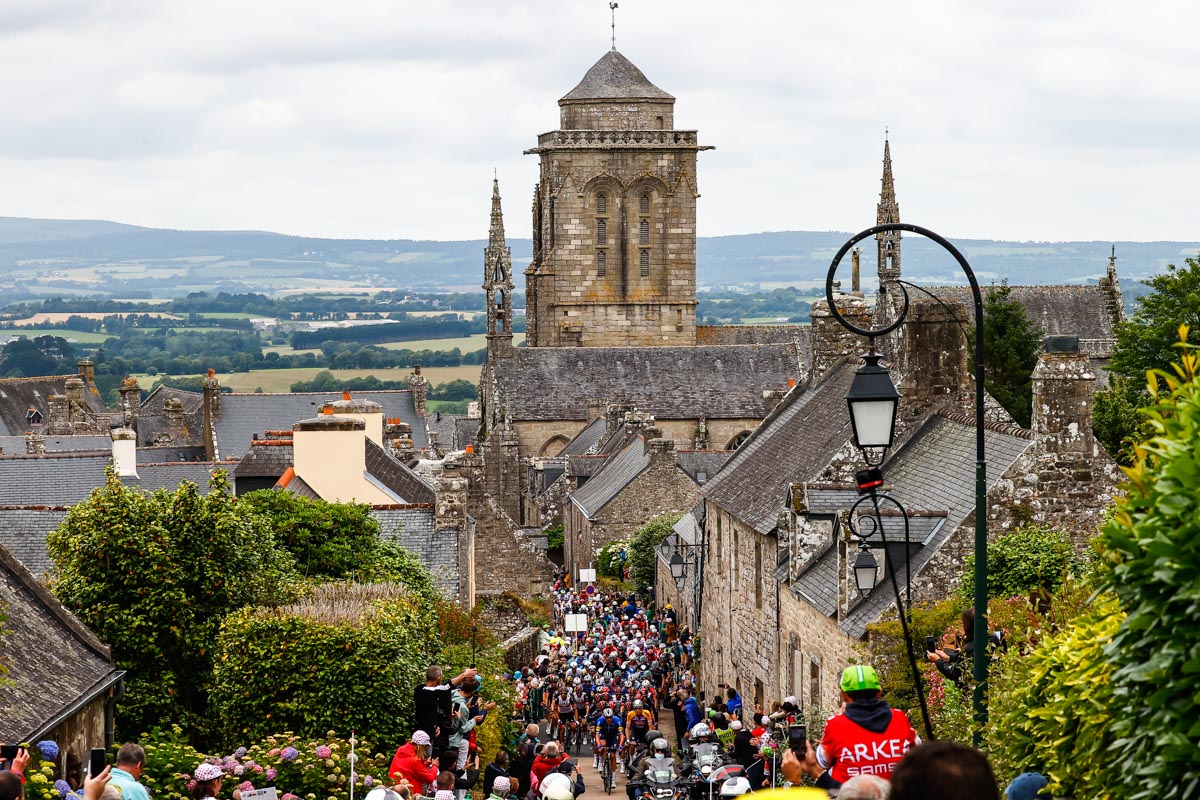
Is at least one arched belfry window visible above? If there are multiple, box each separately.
[639,219,649,245]
[640,249,650,277]
[598,250,607,276]
[598,219,607,244]
[597,193,607,214]
[640,194,650,214]
[596,191,609,278]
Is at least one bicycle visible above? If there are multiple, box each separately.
[597,745,615,795]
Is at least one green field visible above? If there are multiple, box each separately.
[136,365,482,393]
[3,328,113,343]
[378,333,525,352]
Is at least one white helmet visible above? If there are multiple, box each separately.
[633,699,643,709]
[690,723,711,739]
[540,773,574,800]
[719,778,751,797]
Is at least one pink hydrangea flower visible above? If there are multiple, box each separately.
[239,782,255,792]
[253,766,264,774]
[266,769,278,781]
[315,746,332,760]
[268,750,281,758]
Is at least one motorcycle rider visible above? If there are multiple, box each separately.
[632,738,680,800]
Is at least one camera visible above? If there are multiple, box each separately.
[787,724,807,755]
[924,635,936,653]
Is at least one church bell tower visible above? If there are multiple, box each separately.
[875,136,902,327]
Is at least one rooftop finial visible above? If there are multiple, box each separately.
[1109,243,1117,267]
[610,2,618,50]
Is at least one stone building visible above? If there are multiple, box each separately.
[686,289,1121,712]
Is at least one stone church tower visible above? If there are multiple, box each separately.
[875,136,902,328]
[523,50,712,347]
[484,177,514,357]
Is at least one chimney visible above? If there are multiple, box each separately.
[894,297,971,422]
[164,396,185,441]
[326,393,384,445]
[119,376,142,425]
[409,365,428,416]
[26,431,45,455]
[762,388,787,415]
[385,419,415,454]
[809,295,874,381]
[586,398,608,423]
[111,427,138,478]
[202,368,221,461]
[64,376,85,407]
[642,425,664,455]
[646,437,676,467]
[1032,336,1095,454]
[292,413,369,503]
[47,394,70,435]
[77,358,95,384]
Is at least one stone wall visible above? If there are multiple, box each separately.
[49,693,112,787]
[502,627,542,671]
[476,591,532,641]
[696,325,808,346]
[777,584,857,715]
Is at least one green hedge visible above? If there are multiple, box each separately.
[210,583,438,748]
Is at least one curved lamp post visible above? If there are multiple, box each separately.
[825,222,988,745]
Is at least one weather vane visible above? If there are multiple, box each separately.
[610,2,618,50]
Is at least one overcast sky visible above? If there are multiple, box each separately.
[0,0,1195,243]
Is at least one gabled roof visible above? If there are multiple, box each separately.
[0,542,122,741]
[213,390,426,459]
[494,344,801,422]
[934,285,1116,343]
[833,414,1033,638]
[702,362,856,535]
[561,50,674,102]
[0,507,70,577]
[365,440,436,505]
[674,450,731,485]
[0,375,107,435]
[233,441,294,478]
[572,440,650,519]
[452,417,479,451]
[0,453,229,505]
[560,417,608,457]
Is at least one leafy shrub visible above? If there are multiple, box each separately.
[597,538,630,581]
[863,598,961,728]
[984,599,1122,799]
[544,524,564,552]
[957,525,1079,604]
[210,583,438,749]
[47,471,299,742]
[1095,330,1200,799]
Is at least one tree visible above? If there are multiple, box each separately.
[969,283,1042,427]
[627,515,681,597]
[1092,376,1154,464]
[957,525,1080,605]
[47,472,298,741]
[1108,254,1200,382]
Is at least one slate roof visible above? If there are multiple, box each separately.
[934,285,1116,343]
[702,362,857,535]
[792,547,839,617]
[561,50,674,102]
[279,472,319,499]
[560,418,608,457]
[567,455,608,478]
[0,454,230,505]
[135,385,204,447]
[0,375,107,435]
[0,507,70,578]
[0,434,111,453]
[372,507,458,595]
[572,441,650,519]
[0,543,122,741]
[212,391,426,459]
[453,416,479,450]
[233,442,294,478]
[494,344,801,422]
[674,450,731,485]
[835,414,1034,638]
[365,439,436,505]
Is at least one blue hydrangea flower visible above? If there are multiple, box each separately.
[38,741,60,761]
[54,780,71,798]
[281,747,299,762]
[235,748,248,758]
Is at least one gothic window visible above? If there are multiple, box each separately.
[726,431,751,450]
[597,218,607,244]
[597,193,607,214]
[809,659,821,710]
[640,249,650,277]
[640,193,650,214]
[754,540,763,609]
[639,219,649,244]
[597,250,607,277]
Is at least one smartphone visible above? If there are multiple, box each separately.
[788,724,807,755]
[89,748,106,777]
[924,635,937,653]
[0,744,18,769]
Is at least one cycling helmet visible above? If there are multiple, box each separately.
[651,738,670,754]
[641,680,650,687]
[719,778,751,797]
[513,671,523,680]
[690,723,711,739]
[603,707,614,718]
[539,772,574,800]
[633,699,643,709]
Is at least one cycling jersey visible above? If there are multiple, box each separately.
[596,717,623,746]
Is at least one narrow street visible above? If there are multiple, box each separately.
[544,710,679,797]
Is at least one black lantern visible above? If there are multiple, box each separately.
[669,552,685,588]
[845,353,901,461]
[853,546,880,596]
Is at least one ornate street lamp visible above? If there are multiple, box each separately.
[846,353,902,464]
[669,551,686,589]
[852,545,880,596]
[826,222,988,745]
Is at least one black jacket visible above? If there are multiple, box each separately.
[483,764,509,797]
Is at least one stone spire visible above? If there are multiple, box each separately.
[484,176,515,354]
[1099,243,1127,323]
[875,133,902,329]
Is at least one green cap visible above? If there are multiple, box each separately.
[840,665,881,693]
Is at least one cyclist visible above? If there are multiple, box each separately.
[595,707,624,788]
[550,686,574,742]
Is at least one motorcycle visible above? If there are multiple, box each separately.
[683,743,733,800]
[639,760,692,800]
